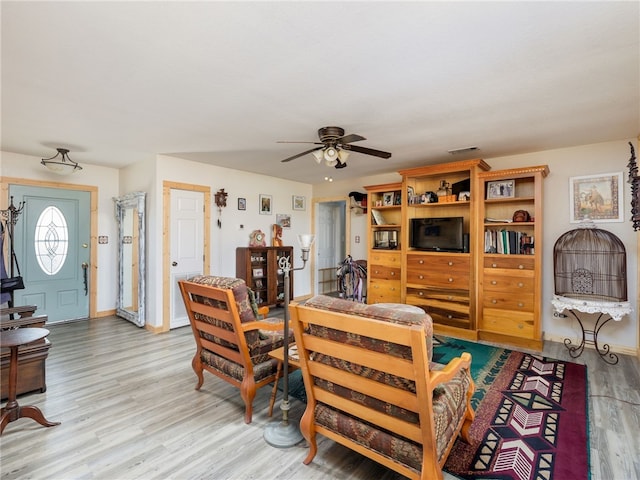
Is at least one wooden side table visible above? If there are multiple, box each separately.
[0,328,60,434]
[267,345,301,417]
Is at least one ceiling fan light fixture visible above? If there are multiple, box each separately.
[311,150,323,164]
[337,149,350,163]
[41,148,83,175]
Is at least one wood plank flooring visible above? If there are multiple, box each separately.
[1,316,639,480]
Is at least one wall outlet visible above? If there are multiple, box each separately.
[355,235,360,243]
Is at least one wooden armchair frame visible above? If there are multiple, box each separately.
[179,278,287,424]
[289,299,475,480]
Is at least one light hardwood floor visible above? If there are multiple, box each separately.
[1,316,639,480]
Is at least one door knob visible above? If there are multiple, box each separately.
[172,261,178,267]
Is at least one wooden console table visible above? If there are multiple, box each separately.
[1,306,51,399]
[0,328,60,434]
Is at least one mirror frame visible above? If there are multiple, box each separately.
[114,191,146,327]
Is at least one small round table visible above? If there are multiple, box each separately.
[1,328,60,434]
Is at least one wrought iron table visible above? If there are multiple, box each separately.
[552,294,632,365]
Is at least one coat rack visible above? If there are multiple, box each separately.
[1,196,25,307]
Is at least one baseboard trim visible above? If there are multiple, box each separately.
[544,332,638,357]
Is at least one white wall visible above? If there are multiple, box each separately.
[0,151,120,314]
[137,155,313,329]
[314,139,639,353]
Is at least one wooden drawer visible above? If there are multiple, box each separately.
[369,251,401,267]
[484,256,534,271]
[480,309,534,338]
[406,287,469,308]
[483,292,534,311]
[369,279,402,303]
[408,254,469,273]
[427,307,471,330]
[483,272,535,293]
[407,269,469,290]
[369,264,400,281]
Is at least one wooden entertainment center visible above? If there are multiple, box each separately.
[365,159,548,350]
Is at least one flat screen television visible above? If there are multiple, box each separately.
[409,217,465,252]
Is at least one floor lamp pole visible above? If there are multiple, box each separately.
[264,236,313,448]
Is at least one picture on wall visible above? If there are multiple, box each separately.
[276,213,291,228]
[260,194,272,215]
[292,195,305,211]
[238,197,246,210]
[570,172,623,223]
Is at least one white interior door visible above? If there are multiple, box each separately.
[170,189,204,329]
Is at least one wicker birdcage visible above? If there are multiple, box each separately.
[553,224,627,302]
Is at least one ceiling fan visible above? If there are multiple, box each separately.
[279,126,392,169]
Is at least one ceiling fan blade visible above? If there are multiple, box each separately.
[281,147,322,163]
[344,144,392,159]
[277,141,324,144]
[338,134,366,144]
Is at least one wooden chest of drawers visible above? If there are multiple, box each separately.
[368,251,401,303]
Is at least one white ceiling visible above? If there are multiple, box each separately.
[2,1,638,185]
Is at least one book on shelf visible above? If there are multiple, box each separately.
[484,229,534,255]
[371,209,387,225]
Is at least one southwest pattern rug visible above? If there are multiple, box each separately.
[436,337,589,480]
[281,337,589,480]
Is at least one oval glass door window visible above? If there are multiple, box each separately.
[35,206,69,275]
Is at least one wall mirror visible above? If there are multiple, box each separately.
[114,191,146,327]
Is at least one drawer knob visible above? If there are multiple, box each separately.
[492,263,497,268]
[518,324,523,329]
[419,274,424,279]
[374,286,379,289]
[448,296,453,300]
[492,299,497,304]
[390,272,395,276]
[491,280,497,285]
[518,282,524,287]
[419,260,424,264]
[518,302,524,307]
[447,314,453,319]
[419,291,424,296]
[448,261,453,266]
[375,270,380,274]
[448,278,453,282]
[391,287,396,291]
[518,264,524,269]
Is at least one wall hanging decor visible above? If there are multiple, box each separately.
[627,142,638,231]
[569,172,623,223]
[214,188,228,228]
[260,194,272,215]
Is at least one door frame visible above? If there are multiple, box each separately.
[162,181,210,332]
[1,176,99,318]
[311,195,350,296]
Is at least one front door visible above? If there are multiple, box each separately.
[10,185,91,323]
[170,188,205,329]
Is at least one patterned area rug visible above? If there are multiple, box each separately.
[437,337,589,480]
[281,336,589,480]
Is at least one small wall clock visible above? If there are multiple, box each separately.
[249,229,266,247]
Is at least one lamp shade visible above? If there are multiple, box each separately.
[297,234,315,250]
[311,150,324,164]
[337,149,350,163]
[323,147,338,166]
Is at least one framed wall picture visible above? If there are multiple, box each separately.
[276,213,291,228]
[570,172,623,223]
[259,194,272,214]
[487,179,515,199]
[383,192,394,206]
[237,197,246,210]
[292,195,305,211]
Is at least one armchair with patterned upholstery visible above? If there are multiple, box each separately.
[178,275,292,424]
[289,295,475,480]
